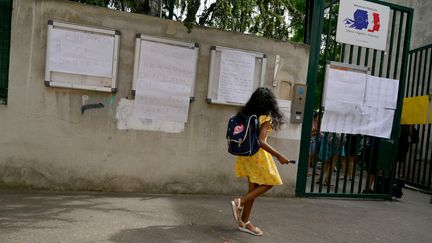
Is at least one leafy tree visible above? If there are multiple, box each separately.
[69,0,306,42]
[198,0,305,41]
[315,1,341,109]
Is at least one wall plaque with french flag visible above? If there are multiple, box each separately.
[336,0,390,51]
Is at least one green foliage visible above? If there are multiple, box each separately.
[183,0,201,32]
[199,0,304,41]
[69,0,306,42]
[314,2,341,109]
[72,0,110,7]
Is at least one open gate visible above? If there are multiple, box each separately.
[397,44,432,192]
[296,0,413,199]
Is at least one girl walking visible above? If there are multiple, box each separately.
[231,87,292,236]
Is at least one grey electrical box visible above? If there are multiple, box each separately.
[290,84,307,123]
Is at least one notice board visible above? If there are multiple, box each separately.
[206,46,267,106]
[45,20,120,92]
[132,34,199,123]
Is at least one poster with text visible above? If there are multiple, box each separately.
[134,41,195,123]
[217,49,256,104]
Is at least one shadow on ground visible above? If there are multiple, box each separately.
[109,224,238,242]
[0,190,158,231]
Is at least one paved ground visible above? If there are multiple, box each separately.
[0,189,431,243]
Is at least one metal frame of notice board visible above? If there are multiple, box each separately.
[131,34,200,101]
[206,46,267,106]
[45,20,120,93]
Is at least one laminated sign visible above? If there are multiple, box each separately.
[336,0,390,51]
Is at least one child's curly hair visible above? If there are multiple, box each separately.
[240,87,285,131]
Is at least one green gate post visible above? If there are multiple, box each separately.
[295,0,324,197]
[0,0,12,105]
[387,7,413,197]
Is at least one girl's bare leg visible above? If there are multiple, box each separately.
[240,179,273,224]
[240,180,258,224]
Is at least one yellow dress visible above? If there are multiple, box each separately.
[235,115,283,185]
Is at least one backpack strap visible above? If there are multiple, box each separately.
[227,114,257,144]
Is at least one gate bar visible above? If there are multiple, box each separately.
[296,0,324,197]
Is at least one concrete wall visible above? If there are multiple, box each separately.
[0,0,309,196]
[389,0,432,49]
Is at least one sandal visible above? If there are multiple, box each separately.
[230,198,243,223]
[238,220,263,236]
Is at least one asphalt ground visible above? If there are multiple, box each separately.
[0,189,431,243]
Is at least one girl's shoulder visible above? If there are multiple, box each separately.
[258,115,272,125]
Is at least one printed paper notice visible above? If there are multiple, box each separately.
[323,66,367,107]
[217,49,256,104]
[365,75,399,109]
[321,102,394,139]
[321,102,364,134]
[357,106,394,138]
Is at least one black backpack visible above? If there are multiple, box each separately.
[226,113,260,156]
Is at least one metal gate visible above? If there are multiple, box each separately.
[0,0,12,105]
[296,0,413,199]
[397,44,432,191]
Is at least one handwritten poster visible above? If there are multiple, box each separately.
[48,28,114,78]
[134,40,196,123]
[217,49,256,104]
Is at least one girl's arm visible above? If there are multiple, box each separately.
[259,121,289,164]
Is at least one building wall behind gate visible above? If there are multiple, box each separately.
[389,0,432,49]
[0,0,309,195]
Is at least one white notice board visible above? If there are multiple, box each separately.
[132,34,199,123]
[207,46,267,106]
[45,20,120,92]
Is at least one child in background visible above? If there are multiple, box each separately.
[309,111,320,175]
[230,87,293,236]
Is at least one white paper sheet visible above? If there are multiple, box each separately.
[116,98,185,133]
[217,49,256,104]
[134,41,196,123]
[49,28,114,78]
[321,102,394,139]
[323,66,367,107]
[365,75,399,109]
[320,102,364,134]
[357,106,395,138]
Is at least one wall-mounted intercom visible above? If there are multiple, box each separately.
[290,84,307,123]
